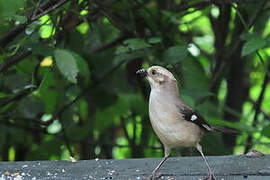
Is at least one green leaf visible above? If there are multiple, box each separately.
[25,21,40,35]
[181,57,209,90]
[115,39,151,56]
[0,0,25,19]
[253,11,269,35]
[36,71,58,113]
[47,120,62,134]
[11,15,27,24]
[94,93,146,132]
[114,49,150,64]
[35,68,59,113]
[70,52,90,78]
[262,125,270,138]
[241,35,267,56]
[162,10,180,24]
[182,88,214,101]
[24,43,54,56]
[54,49,79,84]
[240,33,255,41]
[123,38,151,51]
[0,103,14,113]
[79,100,88,120]
[207,118,256,132]
[18,97,43,119]
[0,92,10,98]
[163,45,188,64]
[119,93,147,115]
[115,46,130,54]
[26,138,62,160]
[148,37,162,44]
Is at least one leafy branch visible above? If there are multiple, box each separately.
[44,58,127,127]
[0,0,69,48]
[171,0,256,12]
[244,67,269,153]
[0,50,32,74]
[232,0,268,66]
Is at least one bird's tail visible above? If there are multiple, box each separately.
[212,126,241,135]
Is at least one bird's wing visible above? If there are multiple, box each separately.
[177,105,213,131]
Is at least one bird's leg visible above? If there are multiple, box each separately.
[149,155,168,179]
[196,143,216,180]
[148,145,170,180]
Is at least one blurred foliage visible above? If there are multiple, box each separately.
[0,0,270,161]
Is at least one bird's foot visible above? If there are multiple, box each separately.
[147,173,162,180]
[203,172,216,180]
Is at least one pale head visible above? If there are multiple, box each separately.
[136,66,177,90]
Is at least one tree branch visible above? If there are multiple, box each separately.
[91,33,129,52]
[58,115,74,158]
[0,0,127,76]
[248,98,270,121]
[0,84,36,107]
[44,59,127,126]
[170,0,254,12]
[120,116,131,143]
[0,0,69,48]
[0,50,32,74]
[30,0,69,22]
[244,70,269,153]
[0,120,47,134]
[230,0,268,65]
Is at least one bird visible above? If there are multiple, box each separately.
[136,65,217,180]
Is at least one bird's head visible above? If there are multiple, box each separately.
[136,66,177,90]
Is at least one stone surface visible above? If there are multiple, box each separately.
[0,155,270,179]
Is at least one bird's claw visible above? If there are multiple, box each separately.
[147,173,162,180]
[204,173,216,180]
[147,174,154,180]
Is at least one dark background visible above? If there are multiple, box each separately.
[0,0,270,161]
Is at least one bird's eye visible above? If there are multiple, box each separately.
[151,70,157,75]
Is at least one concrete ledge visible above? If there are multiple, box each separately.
[0,155,270,179]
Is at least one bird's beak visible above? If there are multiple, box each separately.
[136,69,148,78]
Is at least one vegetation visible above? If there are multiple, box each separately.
[0,0,270,161]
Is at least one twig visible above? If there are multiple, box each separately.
[132,112,137,146]
[91,33,129,52]
[232,1,268,70]
[244,68,269,153]
[60,59,125,114]
[30,0,69,22]
[0,50,32,74]
[0,0,69,48]
[0,85,36,107]
[171,0,212,12]
[0,118,159,152]
[45,59,127,126]
[170,0,252,12]
[0,120,47,134]
[0,24,28,48]
[120,116,131,143]
[1,32,128,118]
[58,114,74,157]
[0,0,69,73]
[205,0,268,102]
[0,115,44,125]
